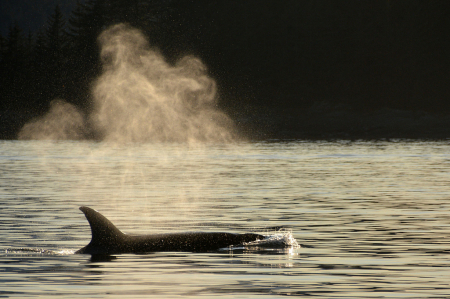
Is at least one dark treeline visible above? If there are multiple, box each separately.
[1,0,450,139]
[0,0,168,115]
[165,0,450,113]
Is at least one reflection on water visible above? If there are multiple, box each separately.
[1,140,450,298]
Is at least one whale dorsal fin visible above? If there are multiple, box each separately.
[78,206,125,253]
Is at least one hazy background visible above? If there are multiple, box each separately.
[1,0,450,140]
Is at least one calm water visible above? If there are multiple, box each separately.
[1,140,450,298]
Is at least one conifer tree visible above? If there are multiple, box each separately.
[65,0,106,109]
[45,5,68,101]
[29,29,49,112]
[0,34,5,57]
[107,0,161,32]
[0,24,26,112]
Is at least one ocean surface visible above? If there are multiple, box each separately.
[1,140,450,298]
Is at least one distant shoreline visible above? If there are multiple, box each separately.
[231,105,450,141]
[3,106,450,141]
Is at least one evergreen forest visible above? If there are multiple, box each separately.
[1,0,450,139]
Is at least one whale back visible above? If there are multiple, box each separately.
[75,206,265,255]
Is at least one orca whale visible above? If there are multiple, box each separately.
[76,206,265,255]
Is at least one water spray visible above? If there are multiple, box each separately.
[19,24,237,143]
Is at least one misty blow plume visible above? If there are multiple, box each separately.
[19,24,237,143]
